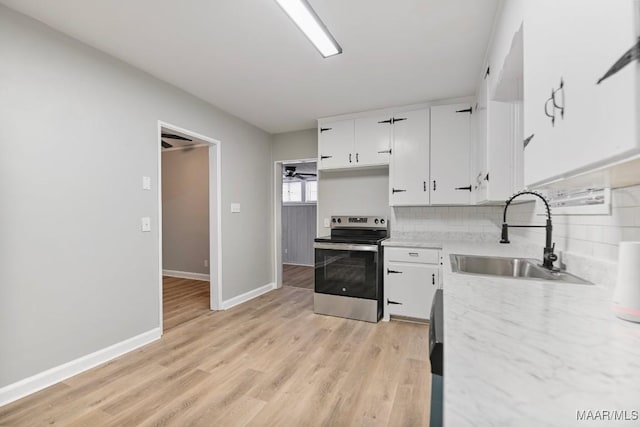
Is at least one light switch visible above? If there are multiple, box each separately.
[141,217,151,232]
[231,203,241,213]
[142,176,151,190]
[324,218,330,228]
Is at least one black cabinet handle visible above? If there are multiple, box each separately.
[544,94,556,126]
[455,186,472,192]
[387,269,403,274]
[455,107,473,114]
[432,273,436,285]
[484,173,489,182]
[523,134,535,149]
[392,188,407,194]
[423,181,427,192]
[320,155,333,160]
[356,153,359,163]
[320,127,332,133]
[378,118,393,124]
[387,299,403,305]
[378,149,392,154]
[552,78,565,119]
[391,117,407,124]
[597,37,640,85]
[433,180,437,191]
[349,153,352,163]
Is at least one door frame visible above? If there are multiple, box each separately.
[273,158,317,289]
[158,120,222,332]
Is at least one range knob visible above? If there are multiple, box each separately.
[374,218,379,224]
[337,218,342,223]
[380,219,386,224]
[331,218,337,223]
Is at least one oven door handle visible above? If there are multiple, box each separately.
[313,242,379,252]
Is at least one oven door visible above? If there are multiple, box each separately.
[314,242,380,300]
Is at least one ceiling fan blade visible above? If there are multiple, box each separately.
[161,133,192,141]
[161,141,173,149]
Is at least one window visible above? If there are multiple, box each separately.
[282,180,317,204]
[283,181,302,203]
[305,181,317,202]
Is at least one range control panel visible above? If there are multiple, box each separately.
[330,215,388,229]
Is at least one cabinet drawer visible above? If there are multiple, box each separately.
[385,247,440,264]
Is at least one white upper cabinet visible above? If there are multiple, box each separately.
[354,115,392,167]
[318,116,392,170]
[523,0,640,187]
[389,108,430,206]
[430,104,473,205]
[472,24,525,204]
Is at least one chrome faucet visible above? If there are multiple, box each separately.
[500,191,558,271]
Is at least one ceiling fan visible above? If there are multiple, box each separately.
[161,132,192,149]
[283,165,317,180]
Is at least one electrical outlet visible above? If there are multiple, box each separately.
[324,218,330,228]
[142,176,151,190]
[231,203,241,213]
[204,260,208,268]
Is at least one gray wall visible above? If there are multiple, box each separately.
[272,128,317,162]
[282,205,316,266]
[317,169,390,236]
[0,5,272,388]
[162,146,209,275]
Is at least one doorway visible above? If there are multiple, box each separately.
[158,121,222,332]
[279,161,317,290]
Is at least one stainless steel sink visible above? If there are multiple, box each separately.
[450,254,592,285]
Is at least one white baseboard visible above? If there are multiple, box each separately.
[221,282,275,310]
[0,328,161,407]
[162,269,210,281]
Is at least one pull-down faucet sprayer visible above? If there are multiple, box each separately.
[500,191,558,271]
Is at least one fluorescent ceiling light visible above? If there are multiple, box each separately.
[275,0,342,58]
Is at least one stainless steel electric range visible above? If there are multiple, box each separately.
[313,215,388,323]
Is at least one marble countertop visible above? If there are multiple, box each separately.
[438,241,640,426]
[386,236,640,426]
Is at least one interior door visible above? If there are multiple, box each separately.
[317,119,354,170]
[389,108,430,206]
[354,115,392,166]
[430,104,472,205]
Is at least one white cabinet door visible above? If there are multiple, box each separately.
[430,104,472,205]
[317,119,354,170]
[389,109,430,206]
[524,0,639,187]
[354,115,392,167]
[385,262,439,320]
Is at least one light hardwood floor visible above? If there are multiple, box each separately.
[283,264,314,290]
[0,286,431,426]
[163,276,210,331]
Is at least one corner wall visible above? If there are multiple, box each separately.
[0,5,272,390]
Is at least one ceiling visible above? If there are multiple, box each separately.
[1,0,500,134]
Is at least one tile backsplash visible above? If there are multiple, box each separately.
[506,185,640,262]
[391,205,504,236]
[390,185,640,288]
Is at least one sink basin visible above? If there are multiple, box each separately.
[450,254,592,285]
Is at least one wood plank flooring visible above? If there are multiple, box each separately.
[0,286,431,426]
[283,264,314,290]
[162,276,210,331]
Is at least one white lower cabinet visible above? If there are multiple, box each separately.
[383,247,440,321]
